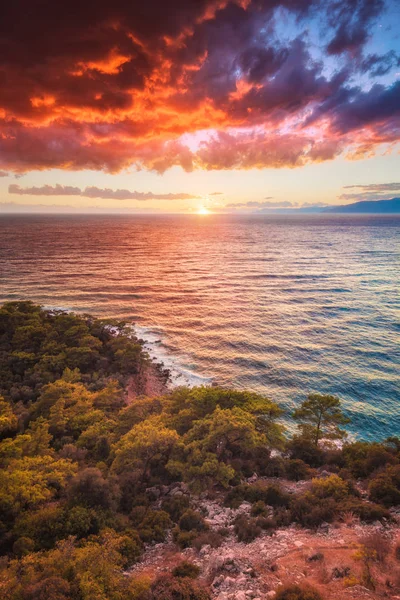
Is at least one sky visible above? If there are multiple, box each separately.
[0,0,399,214]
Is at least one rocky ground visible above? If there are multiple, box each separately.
[130,478,400,600]
[126,360,169,400]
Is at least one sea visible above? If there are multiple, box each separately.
[0,213,399,440]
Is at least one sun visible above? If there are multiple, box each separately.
[197,205,210,215]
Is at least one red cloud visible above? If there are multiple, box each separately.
[0,0,398,174]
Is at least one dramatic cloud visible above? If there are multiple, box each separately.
[326,0,384,56]
[0,0,398,174]
[338,182,400,201]
[0,171,9,177]
[361,51,400,77]
[9,184,200,200]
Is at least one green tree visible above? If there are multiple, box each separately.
[0,455,77,515]
[112,416,180,483]
[0,397,18,437]
[293,393,350,446]
[169,407,268,491]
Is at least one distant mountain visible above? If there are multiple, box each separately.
[325,197,400,214]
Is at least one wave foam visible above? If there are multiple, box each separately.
[134,324,212,388]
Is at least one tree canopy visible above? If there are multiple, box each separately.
[293,393,350,446]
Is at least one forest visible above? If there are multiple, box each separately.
[0,301,399,600]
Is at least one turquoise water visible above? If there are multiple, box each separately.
[0,214,399,440]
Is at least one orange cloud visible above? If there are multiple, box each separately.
[0,0,398,174]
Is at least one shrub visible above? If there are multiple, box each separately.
[343,575,359,588]
[224,483,290,509]
[274,508,293,527]
[310,474,350,501]
[137,510,172,543]
[13,505,65,550]
[12,536,34,557]
[262,484,291,507]
[148,574,210,600]
[224,485,248,508]
[22,576,71,600]
[172,561,201,579]
[256,516,276,532]
[67,467,119,510]
[286,437,324,467]
[251,501,269,517]
[234,515,262,543]
[64,505,100,538]
[261,456,286,478]
[338,498,389,523]
[275,584,324,600]
[192,531,224,551]
[361,531,391,564]
[178,510,208,533]
[342,442,397,478]
[119,530,143,567]
[369,465,400,507]
[286,459,314,481]
[290,493,337,528]
[162,496,190,523]
[173,528,198,548]
[129,575,152,600]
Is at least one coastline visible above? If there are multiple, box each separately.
[135,324,212,389]
[126,359,170,401]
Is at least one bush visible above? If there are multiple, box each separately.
[162,496,190,523]
[67,467,119,510]
[119,530,143,567]
[262,484,291,507]
[64,505,100,538]
[192,531,224,551]
[224,483,290,509]
[256,516,276,532]
[369,465,400,507]
[148,574,210,600]
[13,505,65,550]
[310,474,350,501]
[361,531,391,564]
[137,510,172,543]
[342,442,397,478]
[287,437,324,467]
[173,528,198,549]
[21,576,72,600]
[274,508,293,527]
[286,459,314,481]
[275,584,323,600]
[12,536,34,557]
[178,510,208,533]
[290,494,337,528]
[172,561,201,579]
[223,484,248,508]
[338,498,389,523]
[234,515,262,543]
[129,575,152,600]
[251,501,269,517]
